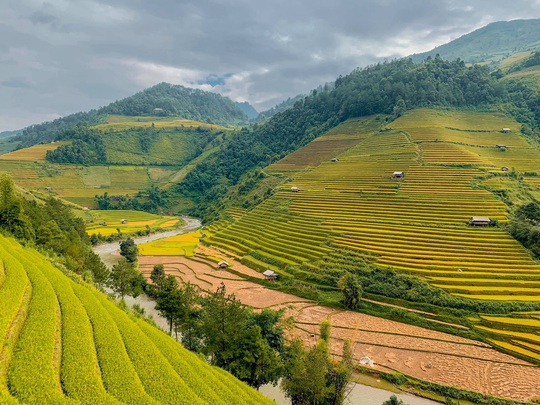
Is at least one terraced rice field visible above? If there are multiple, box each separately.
[207,109,540,302]
[93,115,227,132]
[139,230,204,256]
[86,210,181,236]
[0,235,272,404]
[0,142,69,161]
[137,252,540,402]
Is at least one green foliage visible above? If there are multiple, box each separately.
[338,272,363,310]
[96,185,171,213]
[107,259,145,299]
[119,237,138,262]
[46,126,106,164]
[382,395,408,405]
[280,322,354,405]
[507,203,540,259]
[507,51,540,73]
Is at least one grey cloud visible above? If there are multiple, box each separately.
[1,0,540,131]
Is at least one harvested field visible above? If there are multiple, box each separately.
[137,252,540,402]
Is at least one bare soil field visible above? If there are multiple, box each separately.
[138,253,540,402]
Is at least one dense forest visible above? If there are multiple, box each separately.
[0,174,107,283]
[46,126,106,164]
[177,56,515,220]
[13,83,249,149]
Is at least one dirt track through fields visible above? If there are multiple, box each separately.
[138,251,540,402]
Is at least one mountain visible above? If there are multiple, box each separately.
[411,18,540,65]
[235,101,259,120]
[0,129,22,139]
[256,94,305,121]
[13,82,249,148]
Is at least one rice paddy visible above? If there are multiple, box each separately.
[86,210,181,237]
[207,108,540,303]
[138,230,205,256]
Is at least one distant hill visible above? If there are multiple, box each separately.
[235,101,258,120]
[411,19,540,66]
[13,83,249,148]
[0,129,22,139]
[256,94,305,121]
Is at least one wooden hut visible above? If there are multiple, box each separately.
[392,171,404,179]
[501,166,509,172]
[218,261,229,269]
[291,186,300,192]
[120,219,128,224]
[468,216,490,226]
[263,270,278,281]
[501,128,511,133]
[330,158,339,162]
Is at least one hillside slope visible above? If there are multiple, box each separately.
[411,19,540,65]
[13,83,248,149]
[0,235,273,404]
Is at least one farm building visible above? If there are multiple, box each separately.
[331,158,339,162]
[291,186,300,192]
[218,261,229,269]
[120,219,128,224]
[45,187,52,191]
[392,171,404,179]
[501,128,511,133]
[495,145,509,150]
[468,216,491,226]
[263,270,278,281]
[501,166,509,172]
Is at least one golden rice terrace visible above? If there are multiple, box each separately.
[207,109,540,302]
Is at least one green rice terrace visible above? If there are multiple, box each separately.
[203,108,540,353]
[0,116,226,208]
[0,234,272,404]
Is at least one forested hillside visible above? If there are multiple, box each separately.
[13,83,248,149]
[412,19,540,65]
[177,56,520,220]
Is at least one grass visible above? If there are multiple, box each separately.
[93,115,228,132]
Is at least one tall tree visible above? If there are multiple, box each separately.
[108,259,145,299]
[119,237,138,262]
[338,272,362,310]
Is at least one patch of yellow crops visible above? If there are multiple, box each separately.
[481,316,540,327]
[488,339,540,361]
[139,231,205,257]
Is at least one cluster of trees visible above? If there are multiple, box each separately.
[147,266,355,401]
[104,83,248,125]
[507,50,540,73]
[0,174,108,283]
[46,126,106,164]
[95,186,170,213]
[507,201,540,259]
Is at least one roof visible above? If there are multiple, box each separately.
[470,216,490,222]
[392,171,404,175]
[263,270,277,277]
[218,261,229,266]
[502,127,511,130]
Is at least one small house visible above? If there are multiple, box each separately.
[218,261,229,269]
[200,233,207,238]
[120,219,128,224]
[495,145,507,149]
[392,171,404,179]
[468,216,490,226]
[263,270,278,281]
[291,186,300,192]
[501,128,511,133]
[45,187,52,191]
[501,166,509,172]
[331,158,339,162]
[201,225,207,230]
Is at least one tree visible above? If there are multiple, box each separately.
[148,263,166,296]
[382,395,407,405]
[199,283,282,389]
[338,272,362,310]
[393,98,407,118]
[155,274,180,335]
[119,237,138,262]
[108,259,145,299]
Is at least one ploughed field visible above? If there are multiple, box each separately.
[0,235,272,404]
[207,109,540,302]
[138,252,540,402]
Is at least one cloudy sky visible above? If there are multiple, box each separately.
[1,0,540,131]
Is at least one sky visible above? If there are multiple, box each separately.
[1,0,540,132]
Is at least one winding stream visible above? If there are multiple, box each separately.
[93,216,440,405]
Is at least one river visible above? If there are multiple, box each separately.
[93,218,441,405]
